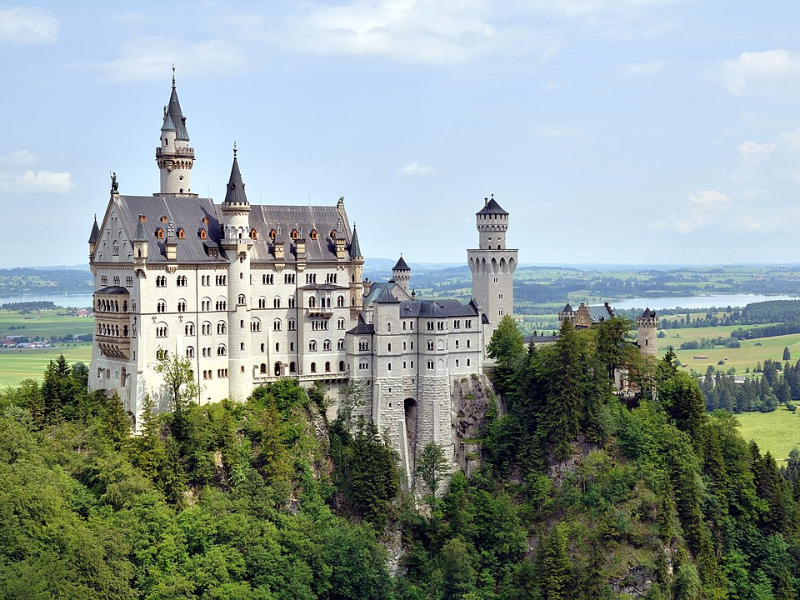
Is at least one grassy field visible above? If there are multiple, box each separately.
[736,407,800,462]
[0,309,94,338]
[658,324,800,374]
[0,343,92,388]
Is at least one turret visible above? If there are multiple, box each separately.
[220,146,253,403]
[88,214,99,257]
[349,222,365,317]
[391,255,411,295]
[132,215,148,276]
[156,71,195,195]
[637,308,658,357]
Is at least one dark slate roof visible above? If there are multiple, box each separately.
[349,223,362,259]
[373,286,400,304]
[392,256,410,271]
[348,315,374,335]
[223,155,249,205]
[525,335,559,344]
[96,286,129,295]
[112,195,227,264]
[133,217,147,242]
[562,302,573,312]
[300,282,349,291]
[161,111,176,132]
[399,299,478,318]
[247,204,353,263]
[363,282,403,305]
[477,196,508,216]
[588,304,614,323]
[167,83,189,141]
[640,308,657,318]
[88,216,99,244]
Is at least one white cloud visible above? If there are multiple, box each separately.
[399,162,435,175]
[651,188,730,233]
[0,170,74,194]
[522,0,684,19]
[88,36,246,82]
[0,7,59,43]
[282,0,500,65]
[0,150,38,167]
[737,140,776,161]
[720,49,800,96]
[620,59,665,76]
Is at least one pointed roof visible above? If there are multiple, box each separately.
[477,195,508,216]
[166,77,190,141]
[88,215,99,244]
[161,110,176,132]
[392,255,410,271]
[133,215,147,242]
[223,149,249,205]
[640,308,656,318]
[561,302,573,312]
[349,223,363,259]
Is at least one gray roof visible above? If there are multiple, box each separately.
[640,308,656,318]
[363,282,396,305]
[133,216,147,242]
[167,83,189,141]
[349,223,362,259]
[588,304,614,323]
[392,256,410,271]
[161,111,176,132]
[96,286,129,295]
[88,216,99,244]
[247,204,354,263]
[399,299,478,318]
[561,302,573,313]
[373,286,400,304]
[348,315,374,335]
[477,196,508,216]
[112,195,227,264]
[223,155,249,205]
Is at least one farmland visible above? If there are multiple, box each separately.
[737,407,800,461]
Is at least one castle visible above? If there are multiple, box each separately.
[88,78,517,486]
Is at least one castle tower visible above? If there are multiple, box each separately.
[391,255,411,295]
[132,215,148,277]
[156,72,195,195]
[220,147,253,402]
[88,215,99,257]
[637,308,658,357]
[467,195,518,336]
[349,222,365,318]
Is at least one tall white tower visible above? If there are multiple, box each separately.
[220,147,253,402]
[156,72,195,195]
[467,195,518,336]
[637,308,658,357]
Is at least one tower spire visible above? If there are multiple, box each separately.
[156,71,195,195]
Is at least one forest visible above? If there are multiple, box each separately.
[2,317,800,598]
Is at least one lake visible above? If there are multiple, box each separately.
[0,293,95,309]
[614,294,799,311]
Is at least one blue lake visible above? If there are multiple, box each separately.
[613,294,799,311]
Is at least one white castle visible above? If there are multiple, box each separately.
[88,78,518,485]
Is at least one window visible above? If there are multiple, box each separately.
[427,360,434,370]
[238,294,246,305]
[157,349,168,360]
[310,362,317,373]
[466,339,471,349]
[157,300,166,313]
[251,319,262,332]
[177,299,186,312]
[403,342,407,350]
[388,363,392,371]
[216,300,227,311]
[359,339,369,351]
[126,276,133,287]
[427,340,434,351]
[156,325,168,338]
[275,343,280,352]
[323,339,331,351]
[217,321,227,334]
[427,321,434,331]
[273,297,281,308]
[437,321,445,331]
[309,341,317,352]
[112,241,119,256]
[185,322,195,336]
[465,319,472,328]
[202,298,211,311]
[308,296,316,308]
[101,275,107,286]
[388,343,392,352]
[201,275,210,286]
[288,296,296,308]
[325,361,331,372]
[261,343,265,352]
[467,358,471,367]
[113,275,120,286]
[177,275,188,286]
[284,273,295,284]
[217,344,227,356]
[288,319,296,331]
[338,339,345,350]
[359,361,369,370]
[156,275,167,287]
[454,320,461,329]
[455,359,459,367]
[202,322,211,335]
[240,342,245,350]
[387,323,391,332]
[273,319,282,331]
[216,275,227,286]
[263,273,274,284]
[310,229,318,240]
[186,346,194,358]
[337,318,345,330]
[306,273,317,284]
[290,362,296,373]
[258,297,266,309]
[339,361,345,372]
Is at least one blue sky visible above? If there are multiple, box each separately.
[2,1,800,268]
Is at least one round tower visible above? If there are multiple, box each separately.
[466,194,518,336]
[391,255,411,295]
[156,72,195,195]
[220,146,253,403]
[637,308,658,357]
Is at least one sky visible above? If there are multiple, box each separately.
[2,1,800,268]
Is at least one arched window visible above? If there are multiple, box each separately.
[177,299,186,312]
[270,228,277,240]
[177,228,185,239]
[310,229,318,240]
[186,346,194,358]
[309,340,317,352]
[288,319,296,331]
[260,363,267,374]
[156,228,164,239]
[185,322,195,336]
[323,339,331,351]
[310,362,317,373]
[202,321,211,335]
[251,319,262,332]
[217,344,227,356]
[273,297,281,308]
[217,321,227,334]
[339,360,345,371]
[250,228,258,240]
[337,318,345,330]
[290,362,296,373]
[338,339,345,350]
[157,299,166,313]
[273,319,282,331]
[238,294,246,305]
[325,361,331,372]
[308,296,316,308]
[337,295,345,307]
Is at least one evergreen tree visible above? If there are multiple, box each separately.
[784,346,791,361]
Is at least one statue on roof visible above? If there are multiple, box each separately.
[110,171,119,193]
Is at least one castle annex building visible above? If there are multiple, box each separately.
[88,79,517,486]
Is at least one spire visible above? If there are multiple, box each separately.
[349,222,363,259]
[88,214,99,244]
[166,69,189,141]
[134,215,147,241]
[161,110,176,132]
[223,145,249,205]
[392,255,410,271]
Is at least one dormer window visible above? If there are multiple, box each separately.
[310,229,318,240]
[202,216,209,224]
[156,228,164,239]
[330,229,337,239]
[198,228,207,240]
[250,228,258,240]
[161,216,168,223]
[291,229,299,240]
[269,228,277,240]
[177,228,185,239]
